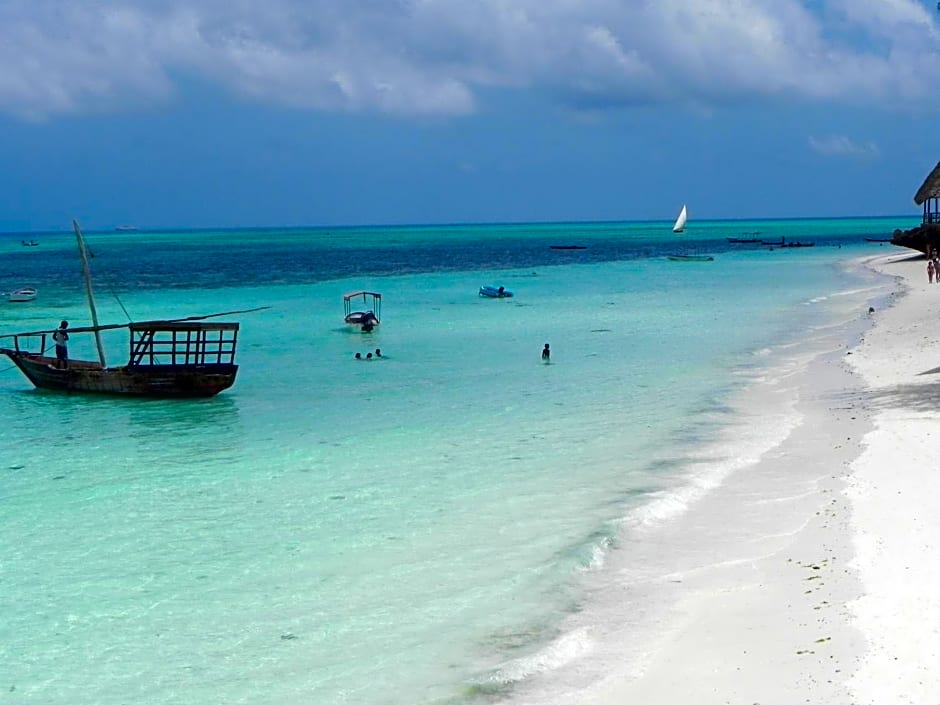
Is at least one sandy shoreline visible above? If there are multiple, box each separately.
[844,253,940,704]
[506,251,932,705]
[601,250,937,705]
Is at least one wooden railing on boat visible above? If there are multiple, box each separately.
[128,322,239,367]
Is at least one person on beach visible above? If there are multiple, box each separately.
[933,257,939,283]
[52,320,69,369]
[542,343,550,362]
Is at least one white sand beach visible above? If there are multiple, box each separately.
[548,251,940,705]
[845,253,940,704]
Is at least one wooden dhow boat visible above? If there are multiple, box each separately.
[0,220,263,398]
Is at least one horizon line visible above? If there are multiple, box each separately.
[0,213,921,237]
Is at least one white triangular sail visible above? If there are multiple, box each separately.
[672,204,688,233]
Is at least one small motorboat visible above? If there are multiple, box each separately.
[7,287,37,302]
[344,291,382,331]
[479,285,513,298]
[20,240,39,247]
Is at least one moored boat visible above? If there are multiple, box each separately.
[1,320,242,396]
[479,285,513,298]
[7,287,37,302]
[344,291,381,331]
[0,220,261,397]
[667,254,714,262]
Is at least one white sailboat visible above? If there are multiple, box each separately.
[668,203,713,261]
[672,204,688,233]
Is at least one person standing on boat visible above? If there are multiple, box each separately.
[52,320,69,369]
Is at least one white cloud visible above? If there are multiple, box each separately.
[1,0,939,119]
[808,135,881,159]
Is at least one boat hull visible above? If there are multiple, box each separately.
[0,351,237,397]
[479,286,513,298]
[667,255,714,262]
[344,312,379,332]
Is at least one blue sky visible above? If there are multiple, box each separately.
[1,0,939,231]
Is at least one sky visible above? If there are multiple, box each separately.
[2,0,940,231]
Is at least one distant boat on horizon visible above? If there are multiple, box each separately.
[115,225,138,232]
[667,254,713,262]
[672,205,688,233]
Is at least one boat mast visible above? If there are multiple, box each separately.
[72,219,107,367]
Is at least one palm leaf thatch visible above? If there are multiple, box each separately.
[914,161,940,205]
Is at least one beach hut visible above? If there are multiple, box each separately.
[914,160,940,227]
[890,161,940,254]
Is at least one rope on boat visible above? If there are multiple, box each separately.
[82,241,133,323]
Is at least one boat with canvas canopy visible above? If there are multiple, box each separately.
[344,291,381,332]
[0,220,264,397]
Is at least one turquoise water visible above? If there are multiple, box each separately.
[0,218,907,704]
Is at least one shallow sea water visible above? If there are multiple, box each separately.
[0,218,907,704]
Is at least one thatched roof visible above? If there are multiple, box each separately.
[914,161,940,205]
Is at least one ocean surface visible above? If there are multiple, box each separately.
[0,217,911,704]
